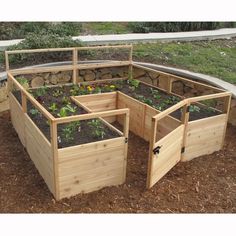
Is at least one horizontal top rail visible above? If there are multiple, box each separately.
[5,48,75,55]
[187,91,231,103]
[152,91,232,121]
[5,45,133,55]
[54,108,129,124]
[152,100,187,121]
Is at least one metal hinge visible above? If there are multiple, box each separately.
[125,138,128,143]
[181,147,185,153]
[153,146,162,155]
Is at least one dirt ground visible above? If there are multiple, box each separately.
[0,110,235,213]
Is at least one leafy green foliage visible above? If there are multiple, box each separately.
[48,103,58,112]
[150,88,161,99]
[29,108,39,115]
[57,107,68,117]
[88,119,106,139]
[129,22,228,33]
[52,89,63,97]
[62,96,71,105]
[189,105,201,113]
[16,77,29,89]
[127,79,140,89]
[61,120,81,142]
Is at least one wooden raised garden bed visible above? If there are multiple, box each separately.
[5,45,232,200]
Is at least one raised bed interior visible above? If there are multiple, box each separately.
[5,45,232,200]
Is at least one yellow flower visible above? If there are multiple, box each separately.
[87,86,93,91]
[110,85,115,89]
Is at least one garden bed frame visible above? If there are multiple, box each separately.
[5,45,232,200]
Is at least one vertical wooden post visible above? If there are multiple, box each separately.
[72,48,78,84]
[5,51,9,71]
[122,110,130,182]
[167,76,172,93]
[146,117,157,188]
[129,45,133,79]
[221,94,232,148]
[50,120,60,200]
[180,102,190,161]
[7,73,13,95]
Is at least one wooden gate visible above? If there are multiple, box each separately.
[146,101,187,188]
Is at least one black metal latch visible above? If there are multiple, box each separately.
[153,145,162,155]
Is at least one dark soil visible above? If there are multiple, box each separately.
[0,110,235,213]
[12,80,221,147]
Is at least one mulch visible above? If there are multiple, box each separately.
[0,110,235,213]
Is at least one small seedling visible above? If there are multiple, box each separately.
[29,108,39,115]
[52,89,63,97]
[65,104,77,113]
[88,119,106,139]
[70,85,80,96]
[189,105,201,113]
[61,126,74,142]
[48,103,58,112]
[57,107,68,117]
[62,96,71,105]
[150,88,161,99]
[127,79,140,89]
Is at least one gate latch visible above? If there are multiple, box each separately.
[153,145,162,155]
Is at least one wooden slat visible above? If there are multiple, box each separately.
[9,93,26,146]
[24,115,54,194]
[58,137,126,199]
[181,114,227,161]
[54,108,129,124]
[148,125,184,188]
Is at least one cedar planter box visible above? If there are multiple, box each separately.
[5,45,232,200]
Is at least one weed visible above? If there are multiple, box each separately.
[150,88,161,99]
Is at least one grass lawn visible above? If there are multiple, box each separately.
[81,22,130,35]
[133,39,236,84]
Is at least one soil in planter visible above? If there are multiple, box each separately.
[11,89,120,148]
[11,79,221,148]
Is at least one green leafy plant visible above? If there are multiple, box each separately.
[70,85,80,96]
[29,108,39,115]
[52,89,63,97]
[34,86,47,97]
[150,88,161,99]
[48,103,58,112]
[189,105,201,113]
[61,121,81,142]
[61,126,74,142]
[57,107,68,117]
[62,96,71,105]
[127,79,140,89]
[16,77,29,89]
[65,104,77,113]
[88,119,106,139]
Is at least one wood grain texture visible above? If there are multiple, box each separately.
[148,125,184,188]
[181,114,227,162]
[58,137,126,199]
[25,115,55,194]
[9,93,26,146]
